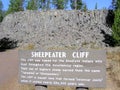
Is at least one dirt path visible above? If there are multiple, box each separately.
[0,49,35,90]
[0,49,18,85]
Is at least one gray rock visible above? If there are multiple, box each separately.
[0,10,112,48]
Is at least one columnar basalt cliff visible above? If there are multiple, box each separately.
[0,10,112,48]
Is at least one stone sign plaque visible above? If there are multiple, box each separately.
[18,49,106,87]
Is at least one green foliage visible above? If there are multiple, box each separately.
[111,0,117,9]
[0,0,3,10]
[112,9,120,46]
[0,0,3,22]
[0,13,3,22]
[6,0,24,15]
[41,0,50,10]
[111,0,120,9]
[95,2,97,9]
[39,0,50,10]
[111,0,120,46]
[46,0,50,10]
[38,0,46,10]
[116,0,120,9]
[53,0,68,9]
[0,37,17,51]
[70,0,83,10]
[26,0,38,10]
[83,4,87,11]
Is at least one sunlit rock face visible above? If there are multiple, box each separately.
[0,10,112,48]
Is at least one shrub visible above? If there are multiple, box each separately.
[0,37,17,51]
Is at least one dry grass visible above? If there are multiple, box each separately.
[106,49,120,89]
[89,47,120,90]
[107,52,120,61]
[46,46,79,50]
[19,43,35,50]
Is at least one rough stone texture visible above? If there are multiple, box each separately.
[0,10,112,48]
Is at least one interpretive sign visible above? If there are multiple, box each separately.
[19,49,106,87]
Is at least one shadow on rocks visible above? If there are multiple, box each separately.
[0,37,18,52]
[106,10,114,28]
[101,30,115,47]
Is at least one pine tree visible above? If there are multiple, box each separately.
[95,2,97,9]
[26,0,38,10]
[116,0,120,9]
[112,0,120,45]
[111,0,117,9]
[70,0,83,10]
[46,0,50,10]
[26,0,50,10]
[0,0,3,22]
[53,0,68,9]
[38,0,46,10]
[0,0,2,10]
[6,0,24,15]
[111,0,120,10]
[83,4,87,11]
